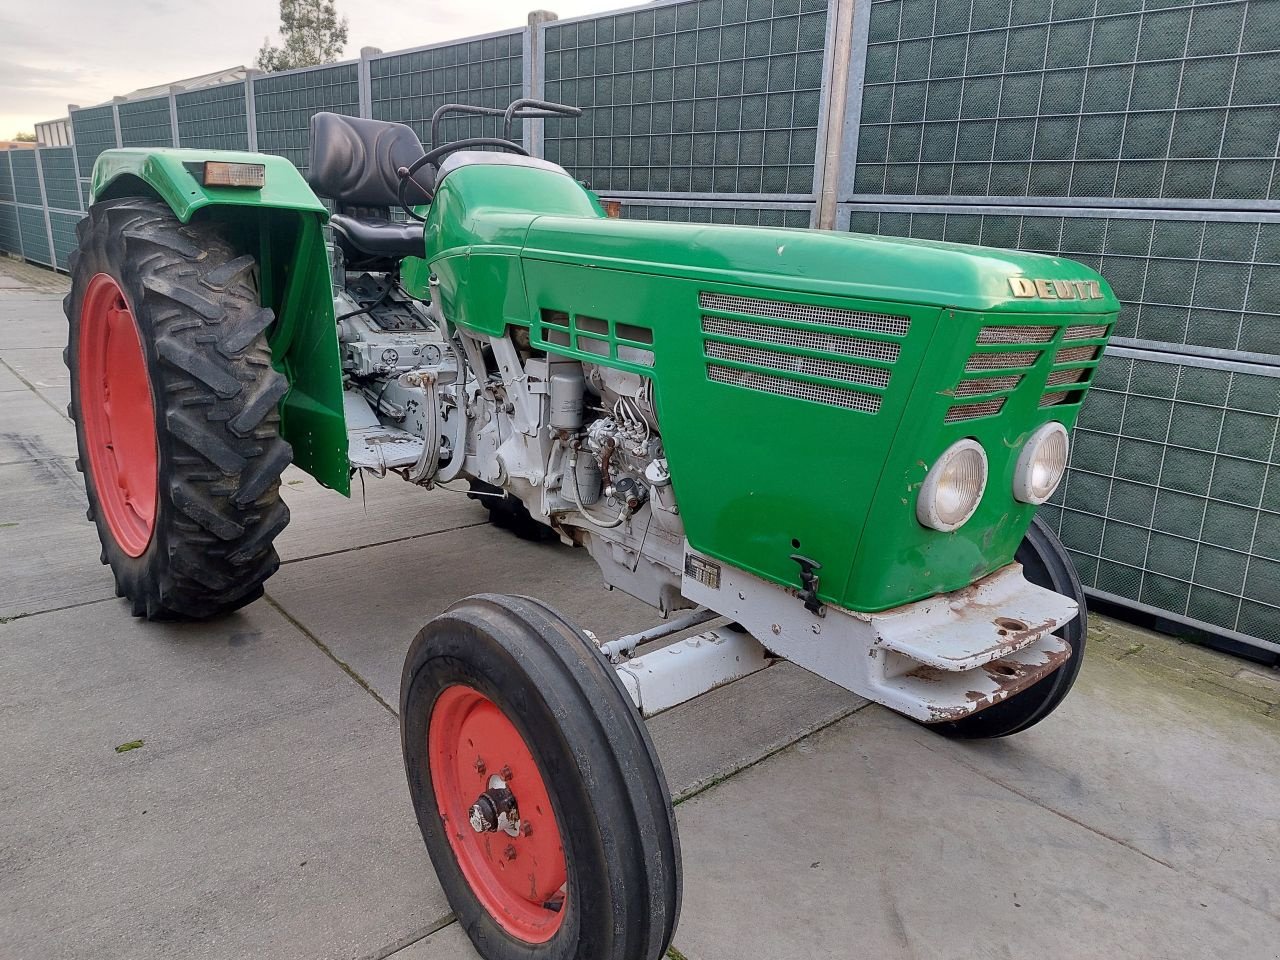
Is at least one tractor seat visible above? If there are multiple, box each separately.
[307,113,432,260]
[329,215,424,259]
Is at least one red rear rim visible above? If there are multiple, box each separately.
[428,684,568,943]
[78,273,158,557]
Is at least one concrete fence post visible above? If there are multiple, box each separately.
[526,10,559,158]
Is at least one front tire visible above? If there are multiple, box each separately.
[65,198,292,620]
[401,594,681,960]
[926,516,1087,739]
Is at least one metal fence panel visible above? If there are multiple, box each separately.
[0,203,20,255]
[370,30,526,147]
[845,0,1280,205]
[117,95,175,149]
[175,82,251,150]
[0,152,12,204]
[48,209,83,270]
[9,150,44,206]
[39,147,81,211]
[541,0,832,197]
[616,196,814,226]
[253,62,361,175]
[70,105,118,179]
[16,205,52,266]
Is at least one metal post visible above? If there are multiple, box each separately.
[66,104,85,211]
[6,156,24,260]
[829,0,874,232]
[358,47,382,120]
[244,72,260,152]
[815,0,858,230]
[526,9,559,158]
[111,97,125,147]
[32,147,57,269]
[168,86,182,147]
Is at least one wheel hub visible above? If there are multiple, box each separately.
[469,776,520,837]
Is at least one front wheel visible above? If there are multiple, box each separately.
[926,515,1087,739]
[65,198,292,620]
[401,594,680,960]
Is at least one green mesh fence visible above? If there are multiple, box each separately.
[253,63,361,174]
[9,151,43,206]
[48,210,82,270]
[542,0,829,195]
[0,153,12,203]
[620,199,812,226]
[0,203,20,255]
[70,105,117,178]
[1041,355,1279,644]
[371,33,525,147]
[39,148,80,211]
[17,205,50,265]
[852,0,1280,201]
[175,83,250,150]
[846,208,1280,358]
[117,95,174,149]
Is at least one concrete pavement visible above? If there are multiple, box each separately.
[1,255,1277,960]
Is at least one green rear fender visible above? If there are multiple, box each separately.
[91,148,350,496]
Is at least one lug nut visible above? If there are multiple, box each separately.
[474,758,486,774]
[500,765,513,780]
[504,844,518,861]
[522,823,534,837]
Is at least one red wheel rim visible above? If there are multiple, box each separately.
[78,273,158,557]
[428,684,568,942]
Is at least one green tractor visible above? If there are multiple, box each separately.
[64,99,1115,960]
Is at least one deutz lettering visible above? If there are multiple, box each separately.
[1009,277,1104,300]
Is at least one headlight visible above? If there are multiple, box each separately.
[917,438,988,532]
[1014,422,1069,504]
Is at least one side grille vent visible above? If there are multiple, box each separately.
[699,292,910,337]
[708,366,882,413]
[1047,367,1089,388]
[1041,392,1072,407]
[702,316,900,363]
[977,325,1056,344]
[706,341,891,389]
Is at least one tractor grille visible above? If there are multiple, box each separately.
[947,321,1103,423]
[698,292,910,337]
[700,292,905,414]
[708,366,882,413]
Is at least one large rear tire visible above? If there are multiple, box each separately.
[926,515,1087,739]
[401,594,681,960]
[64,198,292,620]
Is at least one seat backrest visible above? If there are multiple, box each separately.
[307,113,432,208]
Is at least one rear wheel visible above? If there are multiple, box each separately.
[401,594,680,960]
[65,198,292,620]
[926,516,1087,739]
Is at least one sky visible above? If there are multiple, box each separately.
[0,0,622,138]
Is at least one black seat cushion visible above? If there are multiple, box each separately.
[330,214,425,260]
[307,113,433,207]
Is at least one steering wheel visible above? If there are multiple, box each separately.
[396,137,530,222]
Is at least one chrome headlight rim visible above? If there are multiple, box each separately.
[917,438,989,533]
[1014,421,1070,505]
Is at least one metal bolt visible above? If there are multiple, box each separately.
[474,758,486,775]
[500,765,513,781]
[771,623,782,635]
[504,844,518,861]
[522,822,534,838]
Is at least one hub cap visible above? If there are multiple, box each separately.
[428,684,567,942]
[78,274,158,557]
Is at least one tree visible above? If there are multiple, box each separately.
[13,132,36,142]
[256,0,349,73]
